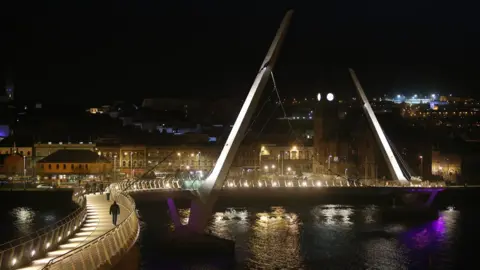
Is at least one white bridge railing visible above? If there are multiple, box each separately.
[41,185,139,270]
[0,188,86,270]
[119,178,445,193]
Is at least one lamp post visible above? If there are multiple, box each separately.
[177,152,181,168]
[130,152,133,179]
[259,146,266,180]
[419,155,423,179]
[23,155,26,189]
[23,156,26,177]
[197,152,201,170]
[281,152,284,175]
[113,154,117,183]
[123,151,128,179]
[328,155,332,173]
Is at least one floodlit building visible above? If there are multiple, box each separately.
[36,150,112,184]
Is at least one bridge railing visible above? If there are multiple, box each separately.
[118,178,445,192]
[0,188,87,270]
[41,184,139,270]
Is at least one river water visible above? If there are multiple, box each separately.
[136,203,473,270]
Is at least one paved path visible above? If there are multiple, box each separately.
[19,194,128,270]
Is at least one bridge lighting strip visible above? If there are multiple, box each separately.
[349,69,408,184]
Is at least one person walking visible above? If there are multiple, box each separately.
[92,182,97,195]
[109,201,120,226]
[99,183,104,195]
[105,186,111,201]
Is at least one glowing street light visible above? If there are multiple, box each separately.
[287,167,291,172]
[326,93,334,101]
[317,93,322,101]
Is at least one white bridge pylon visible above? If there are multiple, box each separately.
[349,69,409,184]
[183,10,294,232]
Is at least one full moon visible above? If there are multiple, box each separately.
[327,93,334,101]
[317,93,321,101]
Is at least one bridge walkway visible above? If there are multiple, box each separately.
[18,194,128,270]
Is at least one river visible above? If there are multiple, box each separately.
[0,190,78,244]
[136,202,473,270]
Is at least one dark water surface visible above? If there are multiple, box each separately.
[136,200,475,270]
[0,191,77,244]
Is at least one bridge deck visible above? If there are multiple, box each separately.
[18,194,128,270]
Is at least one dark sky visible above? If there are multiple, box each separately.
[4,0,480,104]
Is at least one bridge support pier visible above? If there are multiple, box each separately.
[398,190,441,208]
[166,198,182,228]
[188,195,218,233]
[424,190,439,208]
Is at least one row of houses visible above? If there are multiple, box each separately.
[0,139,315,183]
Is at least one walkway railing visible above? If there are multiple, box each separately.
[41,185,139,270]
[119,178,446,192]
[0,188,87,270]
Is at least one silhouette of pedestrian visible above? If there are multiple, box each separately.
[109,201,120,226]
[105,186,111,201]
[99,183,104,194]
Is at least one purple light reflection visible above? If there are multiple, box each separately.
[401,216,446,250]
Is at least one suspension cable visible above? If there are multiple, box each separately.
[270,71,293,132]
[244,88,276,138]
[255,105,279,140]
[121,151,176,192]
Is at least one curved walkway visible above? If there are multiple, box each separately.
[18,194,128,270]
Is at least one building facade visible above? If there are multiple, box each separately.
[36,149,112,184]
[0,154,24,176]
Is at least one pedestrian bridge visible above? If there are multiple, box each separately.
[0,9,455,270]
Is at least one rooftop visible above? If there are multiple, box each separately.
[38,150,110,163]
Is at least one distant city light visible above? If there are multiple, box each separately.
[431,94,436,99]
[317,93,321,101]
[397,95,401,98]
[326,93,334,101]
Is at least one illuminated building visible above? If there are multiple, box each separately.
[36,149,112,183]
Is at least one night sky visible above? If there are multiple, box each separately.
[4,1,480,104]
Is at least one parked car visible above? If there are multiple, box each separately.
[36,184,53,189]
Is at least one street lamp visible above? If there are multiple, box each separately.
[23,155,26,189]
[197,152,201,170]
[419,155,423,179]
[113,155,117,182]
[328,155,332,172]
[177,152,181,168]
[130,152,133,179]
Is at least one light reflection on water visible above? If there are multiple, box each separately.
[10,207,36,236]
[143,205,463,269]
[1,207,61,243]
